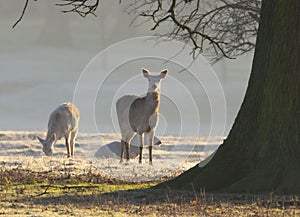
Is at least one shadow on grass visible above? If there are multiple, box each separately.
[15,186,300,210]
[21,188,185,205]
[1,169,300,211]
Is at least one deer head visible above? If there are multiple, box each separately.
[142,68,168,93]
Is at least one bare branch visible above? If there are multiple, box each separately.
[13,0,30,28]
[56,0,100,17]
[13,0,100,28]
[13,0,261,62]
[125,0,261,62]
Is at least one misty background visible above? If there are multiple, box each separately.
[0,0,253,136]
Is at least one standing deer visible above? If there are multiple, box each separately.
[38,102,80,157]
[116,68,167,164]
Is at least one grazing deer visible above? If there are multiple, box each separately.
[116,68,167,164]
[38,102,80,157]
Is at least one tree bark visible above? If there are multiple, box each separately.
[157,0,300,194]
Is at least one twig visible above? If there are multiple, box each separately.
[12,0,30,28]
[56,0,100,17]
[35,184,99,197]
[35,184,51,197]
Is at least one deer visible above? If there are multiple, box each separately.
[38,102,80,157]
[116,68,167,165]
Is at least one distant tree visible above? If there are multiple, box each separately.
[14,0,300,194]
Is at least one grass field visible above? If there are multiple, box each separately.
[1,131,300,216]
[1,169,300,217]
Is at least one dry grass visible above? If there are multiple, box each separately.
[1,169,300,217]
[1,131,300,216]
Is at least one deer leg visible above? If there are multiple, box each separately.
[65,135,71,158]
[70,130,77,157]
[147,131,154,165]
[137,134,143,163]
[125,141,130,161]
[139,146,143,163]
[149,146,153,165]
[120,140,125,163]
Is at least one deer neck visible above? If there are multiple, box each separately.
[145,90,160,113]
[46,126,55,140]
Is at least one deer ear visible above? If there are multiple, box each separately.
[160,69,168,79]
[142,68,150,78]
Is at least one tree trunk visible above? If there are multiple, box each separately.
[157,0,300,194]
